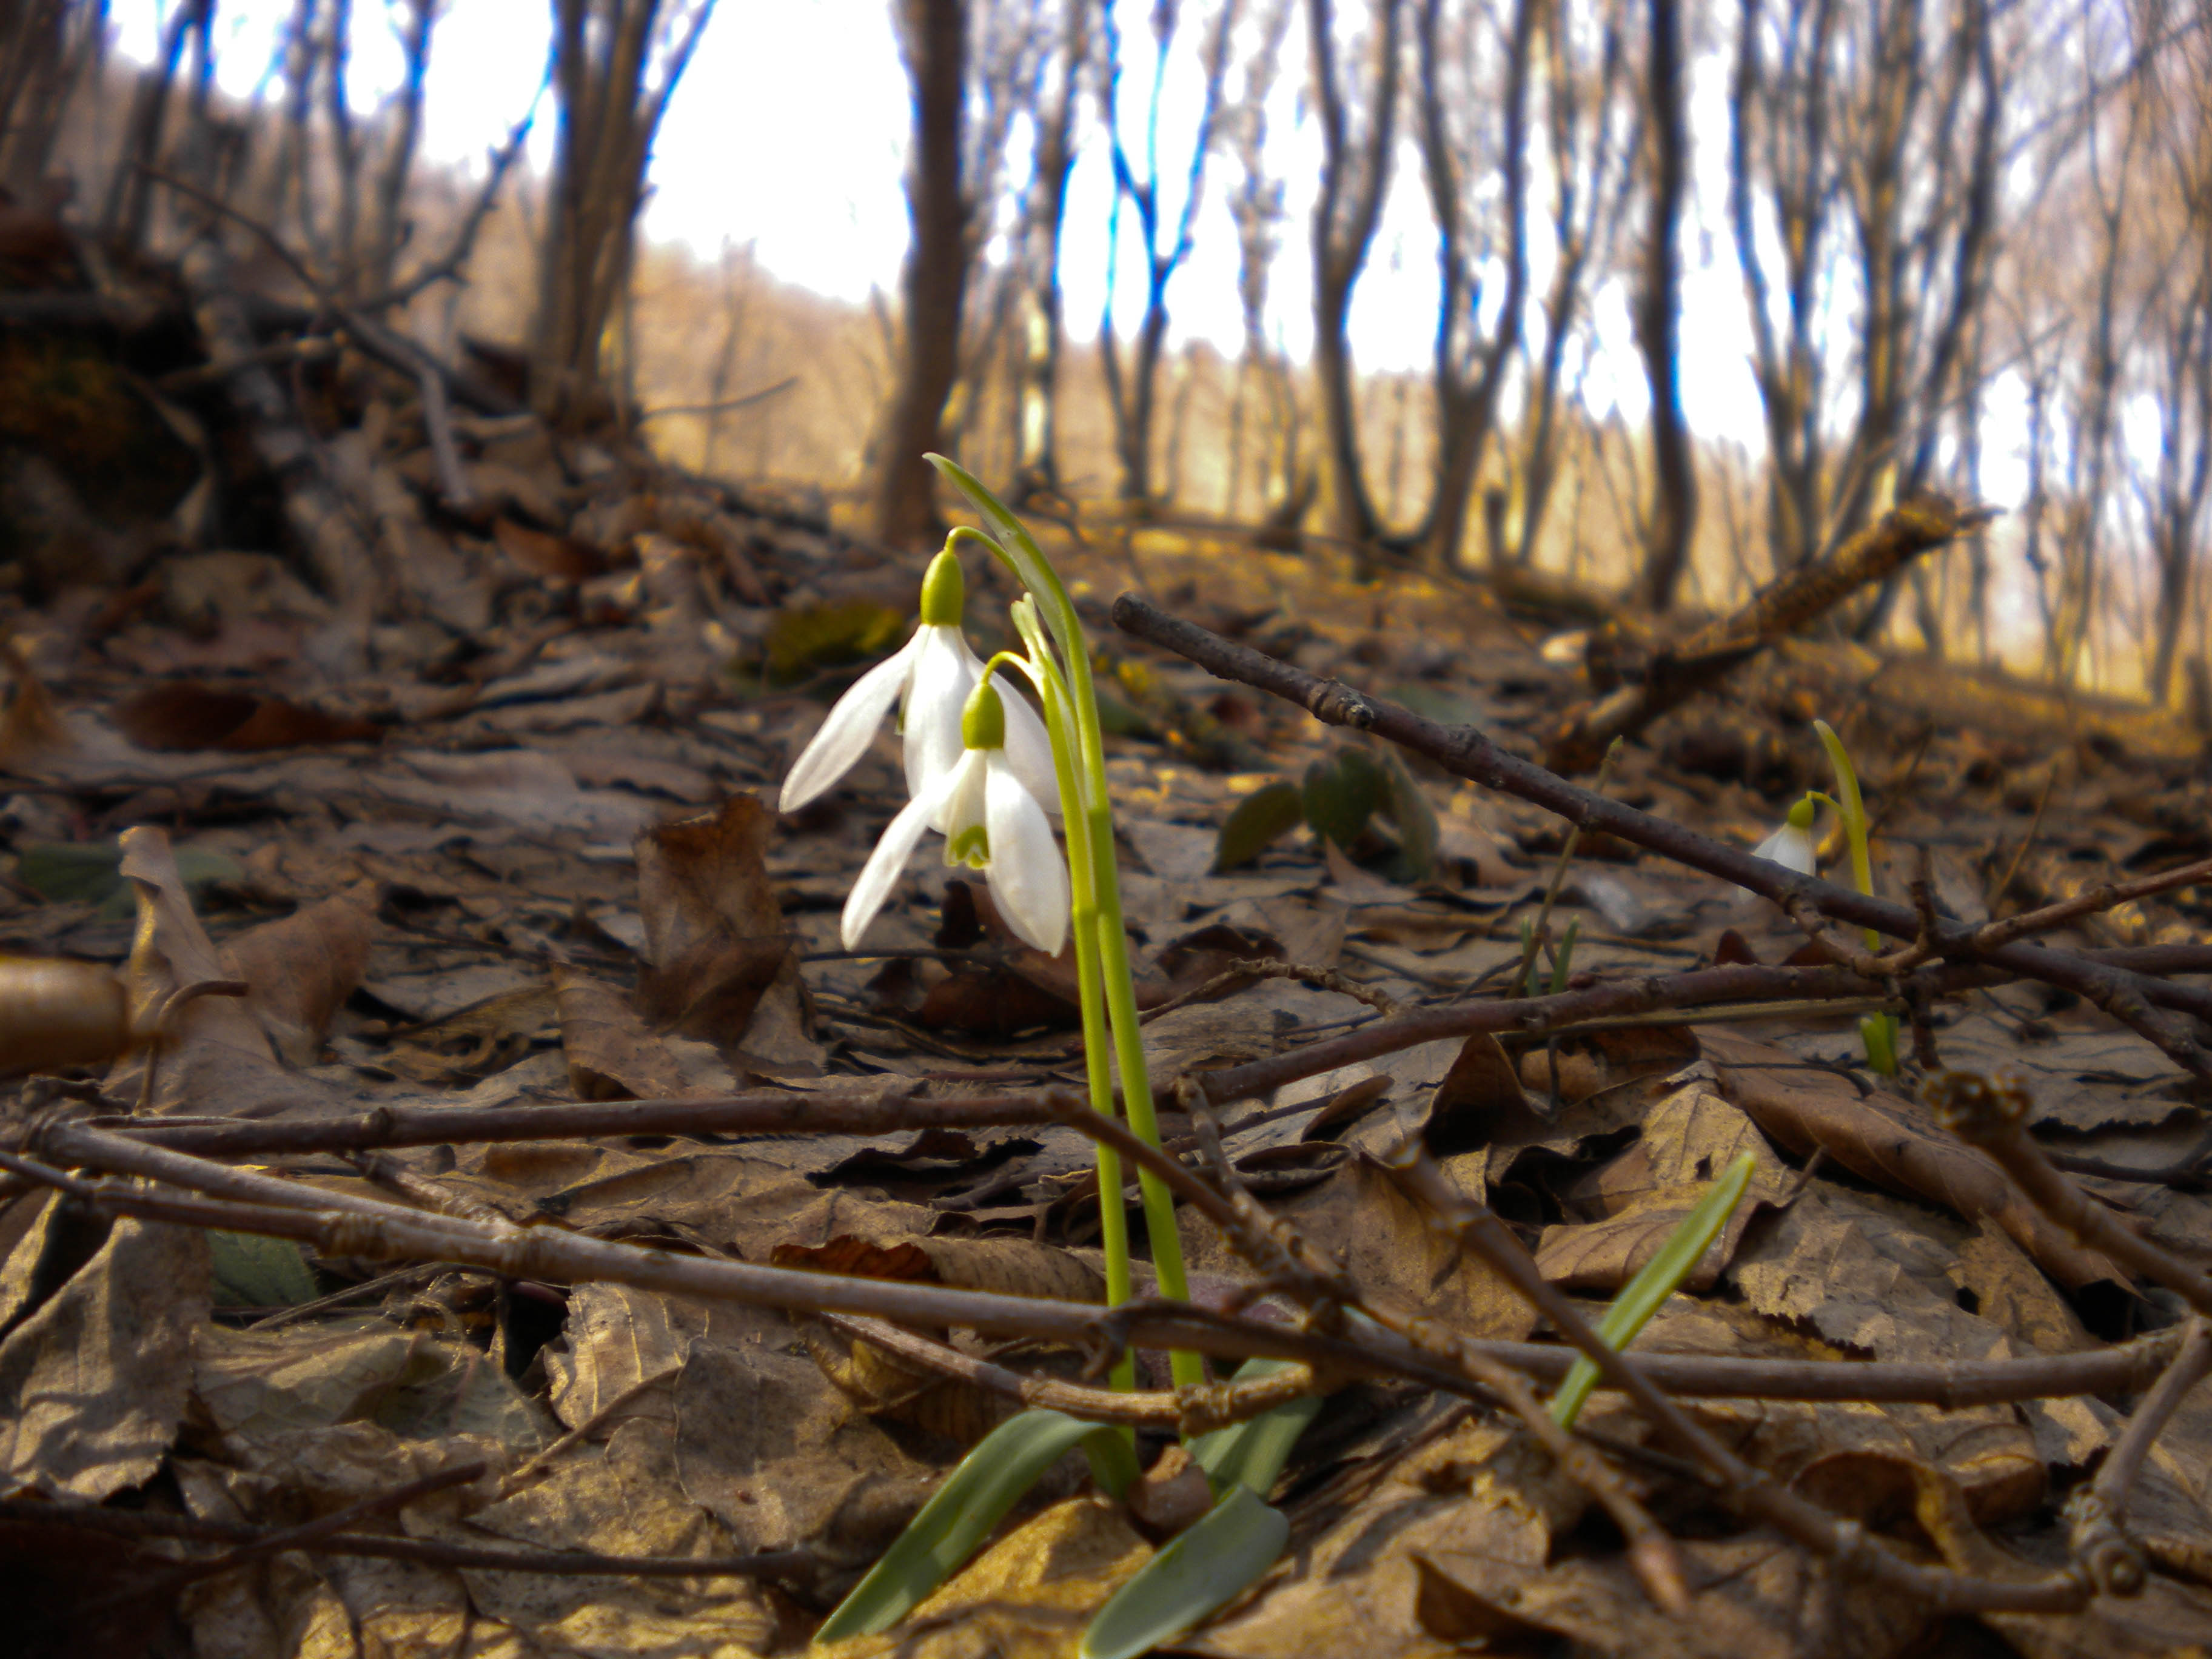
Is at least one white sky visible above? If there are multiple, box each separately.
[113,0,2049,597]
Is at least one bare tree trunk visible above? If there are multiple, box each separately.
[361,0,434,298]
[1098,0,1238,508]
[532,0,716,430]
[1011,0,1087,503]
[1308,0,1404,557]
[1512,0,1629,568]
[1635,0,1695,609]
[876,0,970,548]
[1228,0,1298,525]
[1412,0,1534,571]
[101,0,214,252]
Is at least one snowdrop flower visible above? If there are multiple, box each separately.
[842,680,1069,954]
[780,546,1055,830]
[1735,794,1819,898]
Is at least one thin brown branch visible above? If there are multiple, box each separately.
[167,1463,485,1586]
[0,1124,2184,1410]
[1111,592,2212,1083]
[2090,1315,2212,1555]
[820,1312,1320,1436]
[1972,855,2212,953]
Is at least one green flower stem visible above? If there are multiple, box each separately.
[944,489,1199,1390]
[1814,720,1899,1073]
[1003,609,1138,1396]
[1813,720,1879,952]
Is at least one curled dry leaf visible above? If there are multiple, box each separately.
[0,629,69,766]
[634,791,817,1073]
[1700,1027,2126,1289]
[1535,1074,1788,1295]
[111,826,340,1118]
[111,680,383,751]
[492,513,606,582]
[220,890,376,1066]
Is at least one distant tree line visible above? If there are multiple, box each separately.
[13,0,2211,699]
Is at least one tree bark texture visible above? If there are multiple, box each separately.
[1635,0,1697,610]
[876,0,970,549]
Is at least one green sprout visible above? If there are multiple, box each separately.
[1548,1150,1758,1429]
[1814,720,1899,1075]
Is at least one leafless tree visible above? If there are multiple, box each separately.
[1223,0,1301,526]
[100,0,215,249]
[1408,0,1535,571]
[1633,0,1695,608]
[1505,0,1631,570]
[1008,0,1090,503]
[1307,0,1404,552]
[0,0,107,199]
[1097,0,1239,508]
[531,0,716,429]
[1728,0,2013,595]
[876,0,970,546]
[2127,10,2211,704]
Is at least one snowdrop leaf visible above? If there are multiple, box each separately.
[1081,1484,1289,1659]
[1548,1149,1758,1429]
[1214,780,1304,871]
[812,1407,1108,1644]
[1189,1359,1324,1498]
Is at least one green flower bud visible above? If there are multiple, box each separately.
[961,679,1006,751]
[1786,795,1817,831]
[919,545,965,626]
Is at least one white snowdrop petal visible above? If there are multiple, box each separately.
[998,685,1061,819]
[905,626,980,826]
[842,781,945,951]
[779,636,917,813]
[1754,823,1817,876]
[983,753,1070,955]
[1734,822,1817,900]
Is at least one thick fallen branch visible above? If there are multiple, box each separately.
[1544,494,1997,772]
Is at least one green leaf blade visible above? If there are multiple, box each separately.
[812,1407,1103,1645]
[1081,1484,1289,1659]
[1188,1359,1324,1499]
[1547,1148,1758,1429]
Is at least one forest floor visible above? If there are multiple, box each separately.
[3,316,2212,1658]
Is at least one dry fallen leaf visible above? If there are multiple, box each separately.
[635,791,819,1074]
[221,889,377,1066]
[0,1217,210,1499]
[552,960,692,1101]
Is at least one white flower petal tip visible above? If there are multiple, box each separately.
[905,626,984,819]
[1733,817,1818,901]
[779,634,917,813]
[840,774,951,951]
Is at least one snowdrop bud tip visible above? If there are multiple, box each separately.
[919,545,965,626]
[1786,795,1817,831]
[961,680,1006,750]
